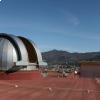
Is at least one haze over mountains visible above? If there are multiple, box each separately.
[42,50,100,65]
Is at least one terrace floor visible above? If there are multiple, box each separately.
[0,75,100,100]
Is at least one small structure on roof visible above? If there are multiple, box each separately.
[80,61,100,78]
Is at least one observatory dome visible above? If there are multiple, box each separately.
[0,33,45,72]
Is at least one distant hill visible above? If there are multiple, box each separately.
[42,50,100,65]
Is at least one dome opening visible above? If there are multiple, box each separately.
[18,36,37,63]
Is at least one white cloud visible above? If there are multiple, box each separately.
[69,16,80,26]
[60,10,80,26]
[66,13,80,26]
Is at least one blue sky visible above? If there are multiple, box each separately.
[0,0,100,52]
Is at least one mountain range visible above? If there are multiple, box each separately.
[42,50,100,65]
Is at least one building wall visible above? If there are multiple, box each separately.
[80,64,100,78]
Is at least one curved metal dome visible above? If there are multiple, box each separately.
[0,38,17,70]
[0,33,45,72]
